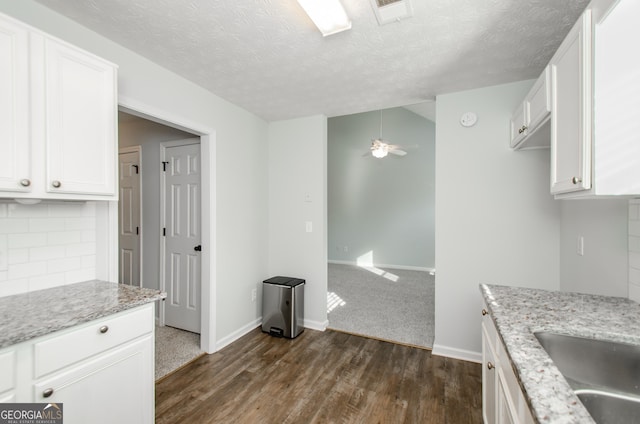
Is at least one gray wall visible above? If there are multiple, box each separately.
[118,115,196,291]
[434,80,561,360]
[328,107,435,269]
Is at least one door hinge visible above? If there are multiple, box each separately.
[161,161,169,172]
[136,226,139,235]
[132,164,139,174]
[162,228,166,237]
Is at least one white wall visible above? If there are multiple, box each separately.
[0,1,269,350]
[559,199,628,296]
[119,116,196,291]
[434,80,561,361]
[328,108,436,269]
[268,116,328,330]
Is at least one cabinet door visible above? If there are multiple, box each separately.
[0,16,30,192]
[43,37,117,196]
[33,336,153,424]
[497,371,517,424]
[482,323,498,424]
[509,102,528,148]
[526,67,550,132]
[549,11,592,194]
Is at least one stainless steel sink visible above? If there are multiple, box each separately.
[534,332,640,423]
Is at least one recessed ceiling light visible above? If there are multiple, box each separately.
[296,0,352,37]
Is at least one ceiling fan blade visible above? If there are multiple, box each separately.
[389,149,407,156]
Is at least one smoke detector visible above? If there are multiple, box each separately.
[370,0,413,25]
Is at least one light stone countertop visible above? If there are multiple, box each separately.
[0,280,166,349]
[480,283,640,424]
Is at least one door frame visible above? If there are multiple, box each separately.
[109,95,216,354]
[158,138,201,329]
[118,145,143,287]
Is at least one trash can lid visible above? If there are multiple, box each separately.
[263,276,305,287]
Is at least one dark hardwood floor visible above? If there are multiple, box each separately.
[156,328,482,424]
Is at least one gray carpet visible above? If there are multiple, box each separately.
[327,263,435,349]
[155,325,203,380]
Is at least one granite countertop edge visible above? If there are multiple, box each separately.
[480,283,640,424]
[0,280,166,349]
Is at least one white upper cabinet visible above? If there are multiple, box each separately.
[0,12,118,201]
[510,67,551,150]
[549,10,592,195]
[0,17,30,192]
[550,0,640,198]
[39,36,117,196]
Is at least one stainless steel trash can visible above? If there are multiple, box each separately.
[261,276,305,338]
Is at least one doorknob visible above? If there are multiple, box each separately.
[194,245,202,252]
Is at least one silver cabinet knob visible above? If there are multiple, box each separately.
[481,309,488,316]
[20,179,31,187]
[99,325,109,334]
[572,177,582,185]
[518,125,527,134]
[487,362,495,370]
[51,180,61,188]
[43,388,54,398]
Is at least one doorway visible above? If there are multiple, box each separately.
[160,139,202,333]
[118,146,142,286]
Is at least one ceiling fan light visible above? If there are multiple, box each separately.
[296,0,352,36]
[372,144,388,158]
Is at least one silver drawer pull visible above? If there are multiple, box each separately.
[481,309,488,316]
[51,180,61,188]
[20,178,31,187]
[99,325,109,334]
[572,176,582,185]
[43,388,54,398]
[487,362,495,370]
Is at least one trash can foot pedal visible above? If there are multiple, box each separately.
[269,327,284,337]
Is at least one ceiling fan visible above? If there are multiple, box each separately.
[367,110,408,159]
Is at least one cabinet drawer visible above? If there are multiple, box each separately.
[34,305,153,378]
[0,349,15,393]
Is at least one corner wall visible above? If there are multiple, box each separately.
[434,80,561,360]
[268,115,328,330]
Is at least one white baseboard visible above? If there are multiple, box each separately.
[431,343,482,364]
[303,318,328,331]
[328,260,435,274]
[215,318,261,351]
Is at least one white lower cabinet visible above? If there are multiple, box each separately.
[0,304,154,424]
[482,305,534,424]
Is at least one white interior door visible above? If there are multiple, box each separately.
[162,140,201,333]
[118,148,141,286]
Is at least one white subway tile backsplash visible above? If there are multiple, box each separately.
[8,233,47,249]
[81,255,96,269]
[65,217,96,231]
[629,267,640,285]
[65,268,95,283]
[0,202,99,297]
[8,249,28,265]
[629,236,640,253]
[0,219,29,234]
[8,261,47,280]
[29,246,65,262]
[65,242,96,257]
[29,218,66,233]
[630,220,640,237]
[8,203,48,218]
[0,279,29,297]
[29,272,66,292]
[48,257,81,274]
[48,231,82,246]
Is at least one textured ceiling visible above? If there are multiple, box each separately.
[34,0,589,122]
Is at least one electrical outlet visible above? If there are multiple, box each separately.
[251,288,257,302]
[577,236,584,256]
